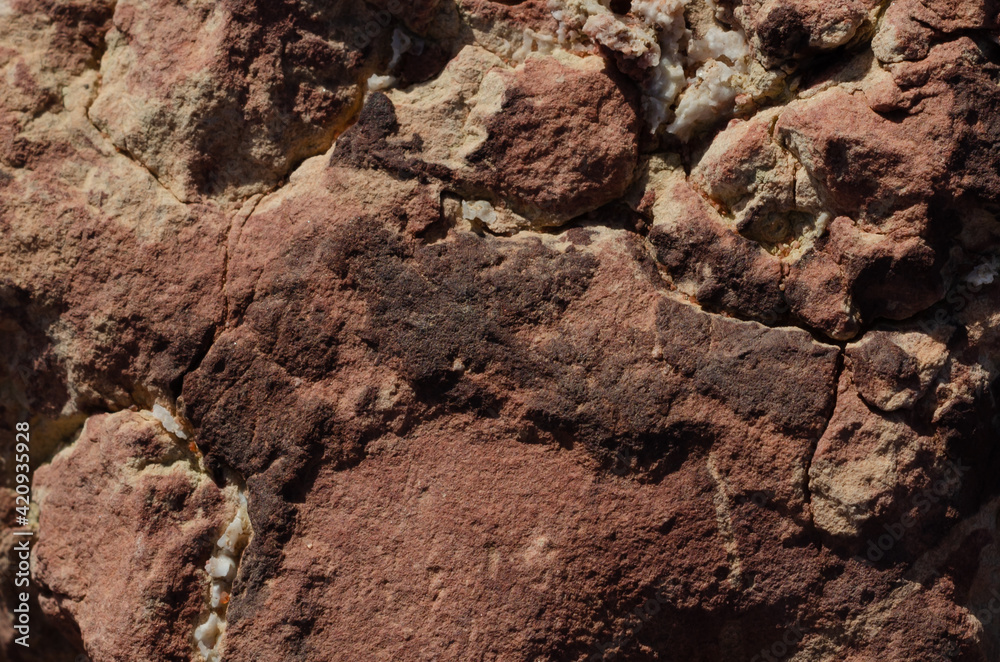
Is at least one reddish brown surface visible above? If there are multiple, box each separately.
[1,1,1000,661]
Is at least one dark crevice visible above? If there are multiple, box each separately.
[170,324,218,401]
[803,348,845,521]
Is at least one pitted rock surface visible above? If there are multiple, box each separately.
[2,1,1000,661]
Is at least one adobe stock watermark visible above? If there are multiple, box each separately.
[917,253,999,335]
[940,640,962,660]
[12,421,33,648]
[756,253,999,330]
[588,580,678,660]
[970,583,1000,636]
[610,448,634,476]
[749,621,806,662]
[351,0,405,49]
[735,490,773,509]
[854,457,969,565]
[586,579,804,662]
[760,298,792,326]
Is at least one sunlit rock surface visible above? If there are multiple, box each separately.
[2,0,1000,661]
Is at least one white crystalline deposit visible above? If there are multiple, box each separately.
[550,0,751,138]
[195,492,250,661]
[216,507,247,554]
[668,25,750,138]
[968,257,1000,287]
[460,199,529,234]
[194,613,223,662]
[510,28,558,62]
[205,554,236,581]
[367,28,424,92]
[390,28,412,69]
[151,403,188,439]
[482,27,558,64]
[367,73,396,91]
[630,0,689,130]
[462,200,498,227]
[210,581,226,609]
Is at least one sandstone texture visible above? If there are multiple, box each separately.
[1,1,1000,661]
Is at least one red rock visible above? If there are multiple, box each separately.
[874,0,999,63]
[333,46,640,227]
[466,54,640,222]
[33,411,231,661]
[3,1,1000,660]
[88,0,379,201]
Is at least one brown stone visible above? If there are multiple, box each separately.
[3,0,1000,660]
[33,411,231,661]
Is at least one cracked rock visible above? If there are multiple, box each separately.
[3,0,1000,661]
[33,411,232,662]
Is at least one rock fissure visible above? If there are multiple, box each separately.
[8,0,1000,660]
[804,347,845,519]
[144,402,253,662]
[77,20,188,208]
[194,488,251,662]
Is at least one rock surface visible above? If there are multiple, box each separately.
[1,0,1000,661]
[33,411,233,661]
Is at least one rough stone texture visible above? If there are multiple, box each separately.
[2,1,1000,661]
[332,45,640,228]
[733,0,883,66]
[87,0,384,202]
[32,411,232,661]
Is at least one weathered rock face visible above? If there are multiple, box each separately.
[3,1,1000,661]
[88,0,380,202]
[32,411,233,661]
[332,45,640,228]
[733,0,883,65]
